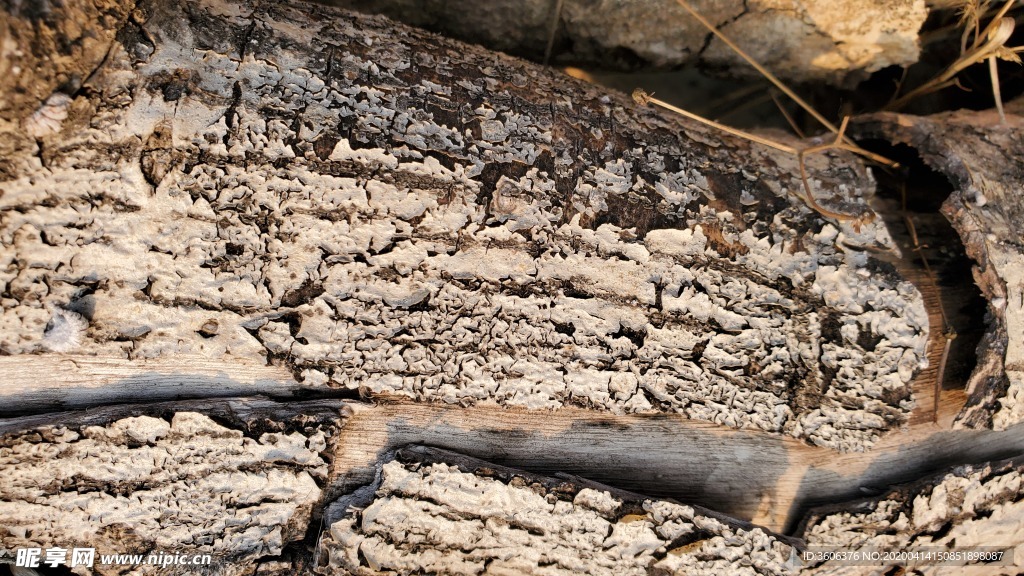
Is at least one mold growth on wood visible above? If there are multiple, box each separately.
[0,0,930,450]
[798,456,1024,575]
[0,397,349,570]
[316,445,801,576]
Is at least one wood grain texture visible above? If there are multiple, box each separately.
[329,401,1024,534]
[855,106,1024,432]
[0,355,301,416]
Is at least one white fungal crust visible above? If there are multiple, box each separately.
[0,0,928,450]
[0,407,334,575]
[40,304,89,352]
[316,446,800,576]
[800,458,1024,575]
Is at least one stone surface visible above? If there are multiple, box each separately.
[325,0,928,85]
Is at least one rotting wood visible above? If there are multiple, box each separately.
[328,401,1024,534]
[315,445,802,576]
[0,397,350,575]
[0,0,932,452]
[853,103,1024,432]
[2,0,1023,573]
[2,396,1023,573]
[798,456,1024,575]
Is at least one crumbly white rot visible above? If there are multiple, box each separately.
[0,398,348,575]
[0,0,928,450]
[856,106,1024,432]
[316,445,801,576]
[799,456,1024,576]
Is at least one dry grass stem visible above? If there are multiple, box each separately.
[543,0,564,66]
[635,88,865,222]
[672,0,898,170]
[892,0,1021,114]
[632,89,798,154]
[770,91,806,139]
[796,117,862,222]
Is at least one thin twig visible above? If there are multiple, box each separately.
[935,330,957,423]
[989,55,1007,122]
[796,117,860,222]
[770,91,806,139]
[673,0,898,169]
[633,89,798,154]
[977,0,1018,46]
[543,0,565,67]
[672,0,837,134]
[636,89,870,221]
[890,6,1018,111]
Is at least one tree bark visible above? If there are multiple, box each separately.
[854,105,1024,432]
[0,0,932,452]
[0,0,1023,574]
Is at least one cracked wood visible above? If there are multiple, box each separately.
[316,445,801,575]
[0,397,349,575]
[0,0,931,451]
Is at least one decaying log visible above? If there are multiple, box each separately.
[2,396,1023,574]
[854,105,1024,431]
[324,0,928,86]
[798,456,1024,575]
[0,0,931,452]
[316,445,801,575]
[0,397,350,574]
[3,0,1023,573]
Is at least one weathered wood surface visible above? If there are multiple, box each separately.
[0,0,931,452]
[799,456,1024,575]
[855,105,1024,432]
[328,401,1024,533]
[3,399,1024,573]
[323,0,927,86]
[317,445,800,575]
[0,355,301,415]
[1,0,1023,573]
